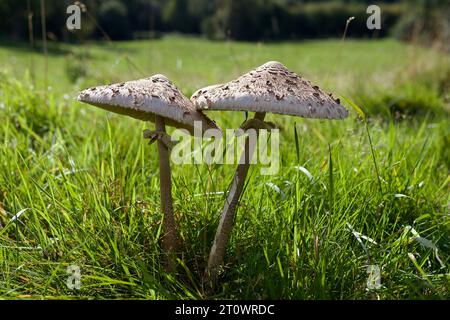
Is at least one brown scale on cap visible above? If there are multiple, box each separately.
[77,74,219,134]
[190,61,349,120]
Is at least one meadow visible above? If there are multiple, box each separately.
[0,36,449,299]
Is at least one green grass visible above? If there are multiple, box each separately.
[0,36,449,299]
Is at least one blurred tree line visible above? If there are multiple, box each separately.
[0,0,448,47]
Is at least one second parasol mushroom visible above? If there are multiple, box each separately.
[191,61,349,283]
[78,74,219,271]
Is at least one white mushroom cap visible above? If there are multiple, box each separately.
[77,74,219,133]
[191,61,349,120]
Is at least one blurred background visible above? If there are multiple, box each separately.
[0,0,448,110]
[0,0,449,143]
[1,0,449,46]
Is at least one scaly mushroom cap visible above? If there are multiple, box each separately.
[77,74,219,134]
[191,61,349,120]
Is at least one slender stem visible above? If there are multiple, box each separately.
[26,0,35,85]
[365,123,383,196]
[155,116,178,272]
[39,0,47,94]
[205,112,266,285]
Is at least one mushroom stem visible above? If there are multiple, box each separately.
[205,112,266,285]
[155,115,178,272]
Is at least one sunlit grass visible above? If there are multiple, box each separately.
[0,37,449,299]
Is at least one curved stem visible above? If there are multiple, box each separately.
[205,112,266,285]
[155,115,178,272]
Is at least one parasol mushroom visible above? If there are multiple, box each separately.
[77,74,219,271]
[191,61,349,284]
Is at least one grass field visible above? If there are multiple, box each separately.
[0,36,449,299]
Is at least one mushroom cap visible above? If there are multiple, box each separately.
[77,74,219,134]
[191,61,348,120]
